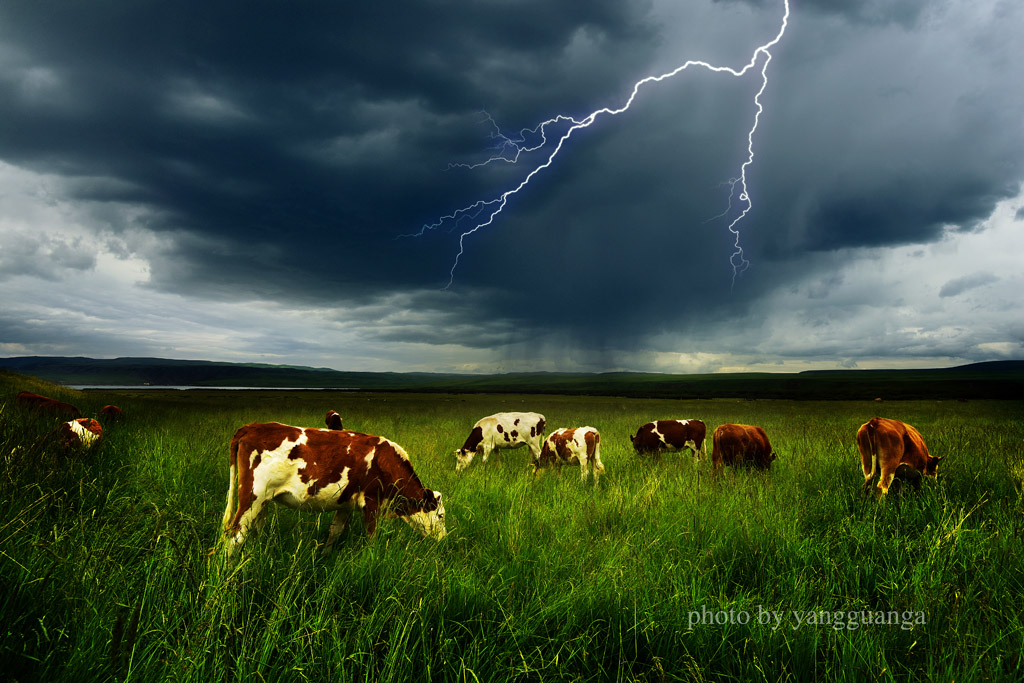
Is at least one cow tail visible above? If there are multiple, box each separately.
[221,438,239,533]
[859,421,878,481]
[592,432,605,475]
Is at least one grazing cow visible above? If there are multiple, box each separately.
[536,427,604,485]
[325,410,344,430]
[52,418,103,451]
[455,412,546,471]
[629,419,707,460]
[222,422,446,558]
[712,424,776,471]
[16,391,82,419]
[99,405,124,421]
[856,417,942,496]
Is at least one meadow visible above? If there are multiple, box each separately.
[1,373,1023,682]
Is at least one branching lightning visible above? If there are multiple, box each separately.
[405,0,790,289]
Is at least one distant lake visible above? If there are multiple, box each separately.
[69,385,359,391]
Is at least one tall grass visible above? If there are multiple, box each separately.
[1,380,1023,681]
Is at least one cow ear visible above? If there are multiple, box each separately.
[932,455,944,461]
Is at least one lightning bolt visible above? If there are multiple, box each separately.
[407,0,790,289]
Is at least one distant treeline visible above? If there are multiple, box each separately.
[0,356,1021,400]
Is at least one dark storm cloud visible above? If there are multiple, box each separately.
[0,0,658,294]
[716,0,929,27]
[1,0,1021,367]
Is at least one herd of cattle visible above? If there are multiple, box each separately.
[13,391,944,559]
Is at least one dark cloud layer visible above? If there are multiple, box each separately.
[1,0,1022,368]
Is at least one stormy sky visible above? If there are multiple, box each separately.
[1,0,1022,373]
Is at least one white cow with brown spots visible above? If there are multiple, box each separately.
[536,426,604,485]
[454,412,546,471]
[221,422,446,559]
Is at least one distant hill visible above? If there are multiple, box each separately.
[1,356,1022,400]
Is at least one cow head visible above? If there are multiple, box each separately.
[325,410,344,430]
[454,448,475,471]
[924,454,943,476]
[401,490,447,540]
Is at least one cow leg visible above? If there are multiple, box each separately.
[324,507,352,550]
[481,444,493,465]
[578,455,590,483]
[684,440,697,460]
[877,466,896,496]
[227,496,271,558]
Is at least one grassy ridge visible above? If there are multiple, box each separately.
[1,374,1023,681]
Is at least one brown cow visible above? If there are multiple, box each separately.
[221,422,446,558]
[324,410,344,430]
[857,417,942,495]
[16,391,82,419]
[52,418,103,451]
[711,424,776,471]
[629,419,706,460]
[100,405,124,421]
[536,427,604,485]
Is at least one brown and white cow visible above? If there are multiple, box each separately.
[454,412,546,471]
[711,423,776,471]
[857,417,942,496]
[221,422,446,558]
[324,410,344,430]
[536,427,605,485]
[629,419,707,460]
[99,405,124,421]
[17,391,82,419]
[52,418,103,451]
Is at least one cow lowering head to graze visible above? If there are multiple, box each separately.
[712,424,776,471]
[324,410,344,430]
[52,418,103,452]
[100,405,124,421]
[454,412,546,471]
[221,422,446,559]
[856,417,942,496]
[536,427,604,486]
[17,391,82,419]
[629,420,707,460]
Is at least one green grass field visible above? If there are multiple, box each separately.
[2,373,1023,682]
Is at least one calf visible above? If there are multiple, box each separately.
[16,391,82,419]
[536,427,604,485]
[324,410,344,430]
[52,418,103,451]
[455,412,546,471]
[221,422,446,558]
[712,424,776,471]
[629,419,706,460]
[857,417,942,496]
